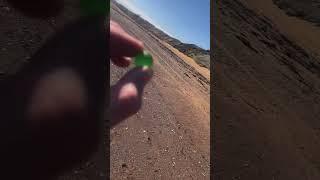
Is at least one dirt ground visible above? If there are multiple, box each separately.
[214,0,320,179]
[272,0,320,25]
[110,2,210,179]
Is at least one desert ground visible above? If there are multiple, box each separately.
[110,2,210,179]
[214,0,320,179]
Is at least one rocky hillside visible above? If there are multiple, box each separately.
[113,1,210,69]
[272,0,320,26]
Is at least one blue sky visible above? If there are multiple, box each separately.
[116,0,210,50]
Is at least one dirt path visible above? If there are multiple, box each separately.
[110,2,210,179]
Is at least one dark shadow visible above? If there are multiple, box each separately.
[6,0,64,18]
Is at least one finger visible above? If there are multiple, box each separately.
[111,57,132,67]
[110,67,153,126]
[110,22,144,58]
[110,21,128,34]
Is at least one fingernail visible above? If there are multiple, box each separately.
[124,57,132,63]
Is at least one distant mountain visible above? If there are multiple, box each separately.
[113,1,210,69]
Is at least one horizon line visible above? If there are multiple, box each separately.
[115,0,210,50]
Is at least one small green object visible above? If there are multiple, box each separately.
[134,51,153,67]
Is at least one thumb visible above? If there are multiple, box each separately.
[110,67,153,126]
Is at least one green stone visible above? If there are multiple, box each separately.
[134,51,153,67]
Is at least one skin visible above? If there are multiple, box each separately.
[1,0,152,179]
[110,20,153,125]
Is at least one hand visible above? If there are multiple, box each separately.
[1,1,153,178]
[0,14,152,180]
[109,20,153,126]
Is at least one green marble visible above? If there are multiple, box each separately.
[134,51,153,67]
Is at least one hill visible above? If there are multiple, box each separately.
[113,1,210,69]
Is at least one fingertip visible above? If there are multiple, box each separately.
[141,67,153,81]
[118,83,138,101]
[122,33,144,54]
[137,41,144,50]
